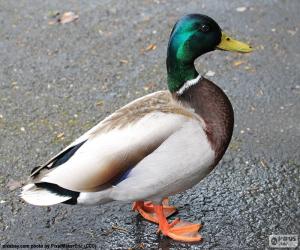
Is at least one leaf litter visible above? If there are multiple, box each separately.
[48,11,79,25]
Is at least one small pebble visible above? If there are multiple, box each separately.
[205,70,215,77]
[236,6,247,12]
[287,29,297,36]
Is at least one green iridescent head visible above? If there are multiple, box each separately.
[167,14,253,92]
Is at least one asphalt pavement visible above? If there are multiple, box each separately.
[0,0,299,249]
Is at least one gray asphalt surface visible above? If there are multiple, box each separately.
[0,0,299,249]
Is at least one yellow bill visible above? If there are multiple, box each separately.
[217,32,253,53]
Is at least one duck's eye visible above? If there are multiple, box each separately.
[199,24,210,33]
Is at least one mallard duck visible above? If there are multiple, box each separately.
[21,14,252,242]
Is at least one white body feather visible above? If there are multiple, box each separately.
[21,90,215,206]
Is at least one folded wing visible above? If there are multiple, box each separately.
[30,91,197,192]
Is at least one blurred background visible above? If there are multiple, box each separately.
[0,0,299,249]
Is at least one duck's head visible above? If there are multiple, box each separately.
[167,14,253,92]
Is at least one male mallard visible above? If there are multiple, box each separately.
[21,14,252,242]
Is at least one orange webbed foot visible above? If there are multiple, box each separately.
[154,204,202,242]
[161,219,202,242]
[132,198,177,224]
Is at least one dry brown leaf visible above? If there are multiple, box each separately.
[96,100,104,107]
[111,225,128,233]
[119,59,129,64]
[233,60,246,67]
[142,44,157,53]
[260,160,267,168]
[56,132,64,139]
[59,12,79,24]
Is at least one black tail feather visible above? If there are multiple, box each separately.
[35,182,80,205]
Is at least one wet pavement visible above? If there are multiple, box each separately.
[0,0,299,249]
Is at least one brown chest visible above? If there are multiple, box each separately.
[175,77,234,163]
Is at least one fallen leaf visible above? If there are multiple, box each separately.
[112,225,128,233]
[7,179,23,191]
[260,160,267,168]
[96,100,104,107]
[141,44,157,53]
[119,59,128,64]
[233,60,246,67]
[58,12,79,24]
[56,132,64,139]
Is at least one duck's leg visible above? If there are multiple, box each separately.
[132,198,177,223]
[154,204,202,242]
